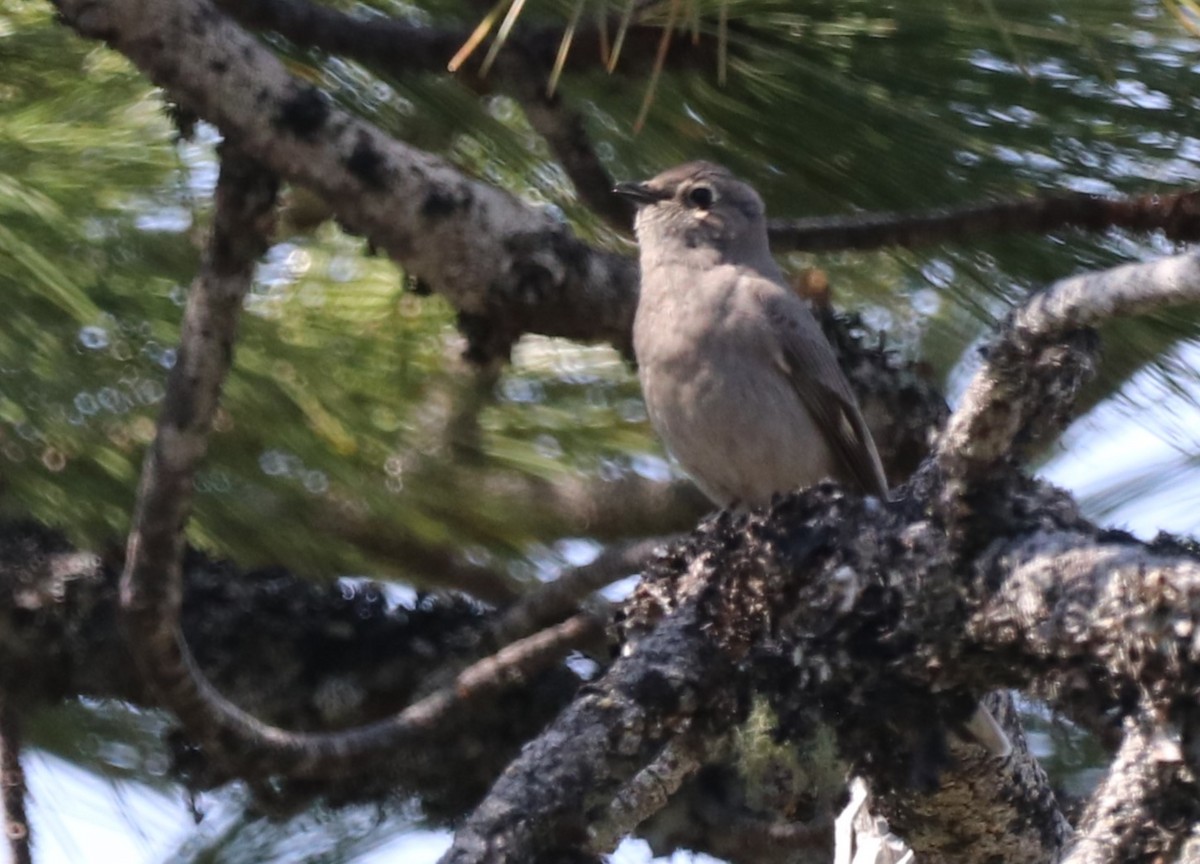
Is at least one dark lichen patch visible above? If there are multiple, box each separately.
[421,187,470,220]
[344,131,387,189]
[275,85,329,141]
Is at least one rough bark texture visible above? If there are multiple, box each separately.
[23,0,1200,861]
[54,0,639,363]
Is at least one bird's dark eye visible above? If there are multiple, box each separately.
[685,185,714,209]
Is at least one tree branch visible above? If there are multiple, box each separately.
[936,251,1200,489]
[0,521,584,815]
[0,697,31,864]
[442,247,1200,863]
[1060,714,1191,864]
[54,0,640,364]
[440,563,739,864]
[767,187,1200,253]
[489,535,678,645]
[112,146,600,786]
[589,732,720,853]
[971,530,1200,748]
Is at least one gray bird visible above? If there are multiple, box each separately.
[615,161,886,508]
[615,161,1010,758]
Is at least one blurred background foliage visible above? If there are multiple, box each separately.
[3,0,1200,859]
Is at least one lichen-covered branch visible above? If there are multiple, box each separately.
[442,475,1080,864]
[970,530,1200,744]
[589,732,721,853]
[936,251,1200,486]
[440,565,739,864]
[1060,715,1191,864]
[54,0,640,363]
[443,249,1200,864]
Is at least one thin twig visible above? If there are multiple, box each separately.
[766,186,1200,252]
[118,148,603,782]
[490,535,680,645]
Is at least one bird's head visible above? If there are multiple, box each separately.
[614,161,771,267]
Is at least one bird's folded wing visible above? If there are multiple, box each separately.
[759,283,890,498]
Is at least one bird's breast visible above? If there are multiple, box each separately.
[636,332,837,509]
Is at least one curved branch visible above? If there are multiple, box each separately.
[0,522,587,814]
[936,251,1200,486]
[113,147,601,784]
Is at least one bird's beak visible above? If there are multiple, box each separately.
[613,180,669,205]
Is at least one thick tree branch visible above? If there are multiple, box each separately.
[440,561,739,864]
[54,0,640,363]
[971,530,1200,747]
[444,248,1200,863]
[443,475,1082,864]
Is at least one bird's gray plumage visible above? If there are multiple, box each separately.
[617,162,1011,759]
[619,161,887,508]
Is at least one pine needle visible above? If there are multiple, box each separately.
[718,0,728,85]
[597,5,612,69]
[608,0,638,72]
[979,0,1033,82]
[548,0,588,97]
[1165,0,1200,36]
[633,0,682,133]
[480,0,530,77]
[448,0,510,73]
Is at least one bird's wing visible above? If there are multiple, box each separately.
[753,277,890,498]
